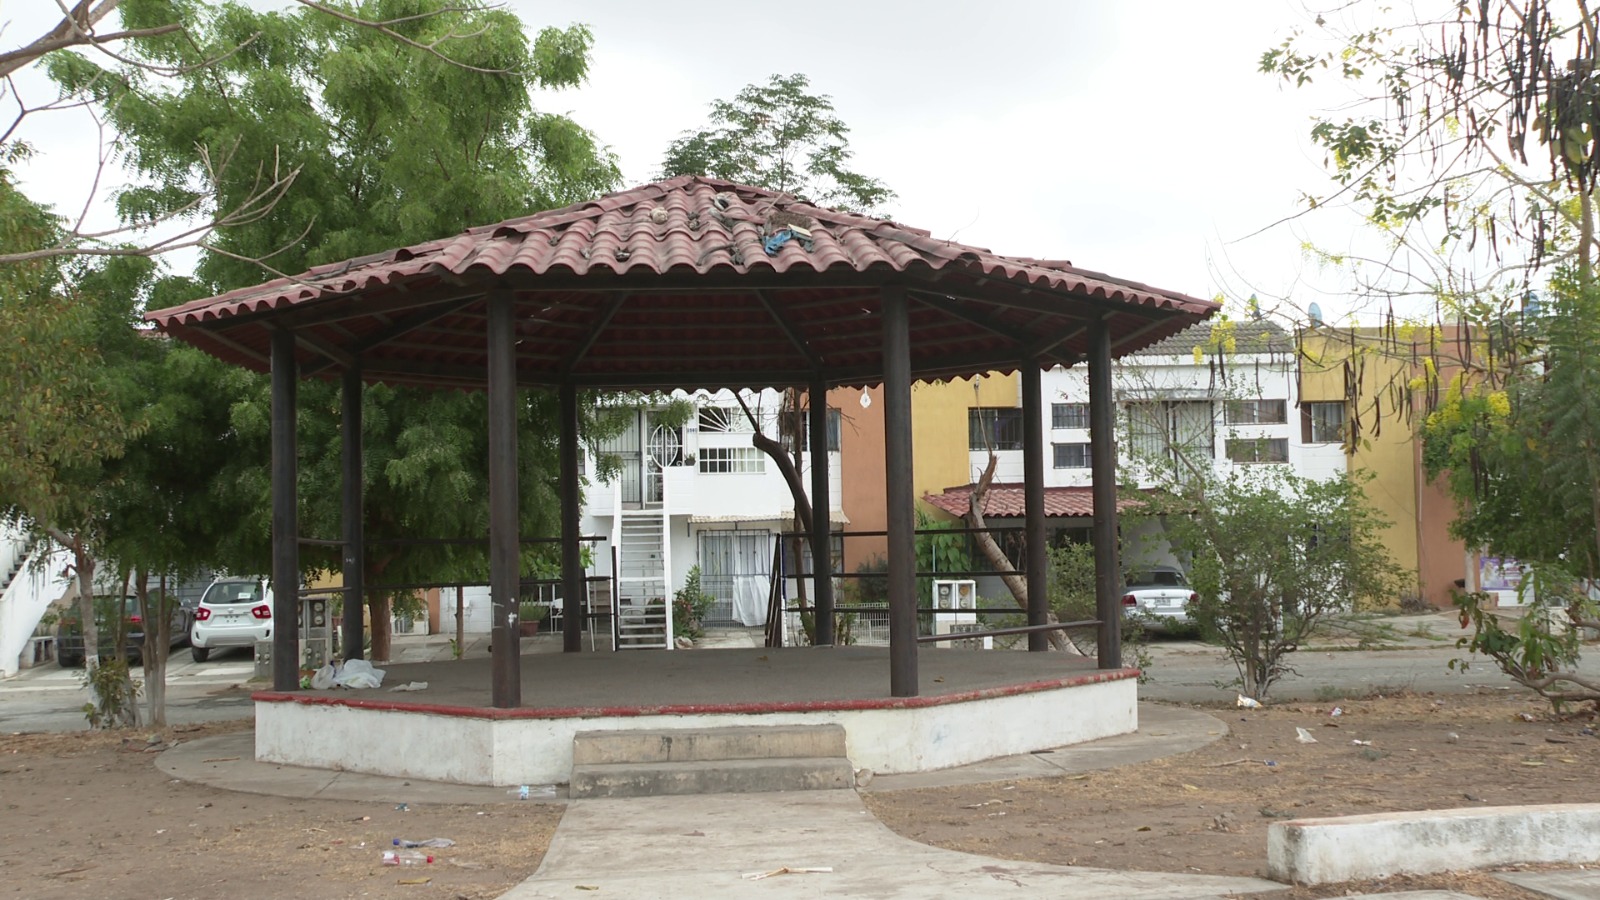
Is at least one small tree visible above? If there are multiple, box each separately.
[661,73,893,212]
[1159,469,1403,699]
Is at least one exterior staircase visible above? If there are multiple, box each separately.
[568,724,854,798]
[613,506,672,650]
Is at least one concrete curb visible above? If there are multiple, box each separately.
[1267,803,1600,885]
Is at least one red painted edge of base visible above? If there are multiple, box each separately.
[252,667,1140,721]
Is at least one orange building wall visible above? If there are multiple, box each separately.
[834,385,887,568]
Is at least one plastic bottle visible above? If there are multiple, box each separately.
[381,849,433,866]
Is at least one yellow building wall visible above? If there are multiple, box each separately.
[1299,332,1423,604]
[909,371,1019,519]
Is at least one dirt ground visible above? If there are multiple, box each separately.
[0,720,562,900]
[867,687,1600,898]
[3,688,1597,898]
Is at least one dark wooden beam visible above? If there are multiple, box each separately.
[269,328,300,692]
[304,296,481,377]
[487,290,522,707]
[882,284,917,697]
[1089,319,1123,669]
[561,293,629,375]
[558,382,584,653]
[341,363,365,661]
[1022,359,1050,651]
[907,290,1038,345]
[755,289,823,369]
[294,330,355,370]
[809,377,834,646]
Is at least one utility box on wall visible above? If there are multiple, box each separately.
[300,595,332,669]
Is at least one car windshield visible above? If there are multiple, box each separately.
[1128,570,1187,588]
[203,581,263,606]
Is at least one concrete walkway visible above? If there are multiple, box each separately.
[501,790,1282,899]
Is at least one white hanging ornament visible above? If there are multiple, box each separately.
[859,389,872,409]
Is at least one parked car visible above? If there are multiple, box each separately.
[1121,566,1199,630]
[56,594,189,668]
[189,577,273,662]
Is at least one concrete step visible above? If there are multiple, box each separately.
[574,724,847,765]
[568,756,854,798]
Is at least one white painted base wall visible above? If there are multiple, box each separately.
[255,675,1138,786]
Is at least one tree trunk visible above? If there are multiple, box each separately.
[734,393,817,642]
[365,553,396,661]
[141,570,168,728]
[455,585,465,658]
[966,455,1083,655]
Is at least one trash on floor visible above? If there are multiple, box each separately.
[1295,727,1318,744]
[389,681,428,692]
[394,838,455,849]
[741,866,834,881]
[1237,695,1262,709]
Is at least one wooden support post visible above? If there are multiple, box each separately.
[341,363,365,661]
[1089,319,1123,669]
[882,285,917,697]
[809,377,835,646]
[559,382,584,653]
[1022,360,1049,651]
[487,291,521,707]
[270,328,301,692]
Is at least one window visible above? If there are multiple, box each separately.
[780,532,844,576]
[1302,401,1346,444]
[698,447,766,474]
[781,408,842,452]
[1124,401,1215,469]
[1052,442,1091,468]
[697,406,753,434]
[968,407,1024,451]
[1051,402,1089,429]
[1225,399,1287,425]
[1226,437,1289,464]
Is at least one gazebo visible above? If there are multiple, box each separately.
[146,176,1214,780]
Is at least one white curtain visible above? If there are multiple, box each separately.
[731,534,772,626]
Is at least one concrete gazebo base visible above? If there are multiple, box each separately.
[252,648,1138,786]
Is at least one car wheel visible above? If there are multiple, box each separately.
[190,646,210,663]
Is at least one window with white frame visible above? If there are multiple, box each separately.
[1225,437,1289,464]
[780,408,842,452]
[968,407,1024,451]
[1051,402,1090,429]
[1125,400,1214,468]
[698,405,754,433]
[1302,401,1346,444]
[1224,399,1287,425]
[1053,442,1091,468]
[698,446,766,474]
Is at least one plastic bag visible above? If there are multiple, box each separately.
[309,663,336,690]
[332,658,385,689]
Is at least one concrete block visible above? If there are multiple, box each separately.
[572,724,847,765]
[568,756,855,798]
[1268,804,1600,885]
[1496,869,1600,900]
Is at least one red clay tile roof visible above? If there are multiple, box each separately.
[923,483,1150,519]
[146,176,1217,391]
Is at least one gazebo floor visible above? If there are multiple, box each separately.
[253,646,1139,787]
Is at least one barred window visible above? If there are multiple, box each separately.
[1225,437,1289,464]
[1224,399,1287,425]
[698,446,766,474]
[1052,442,1091,468]
[1051,402,1090,429]
[968,407,1024,451]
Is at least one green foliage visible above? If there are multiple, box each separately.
[80,658,141,729]
[661,73,893,212]
[672,565,716,641]
[1157,469,1403,699]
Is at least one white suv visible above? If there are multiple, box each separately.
[190,577,273,662]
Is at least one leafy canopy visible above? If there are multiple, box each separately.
[661,73,893,213]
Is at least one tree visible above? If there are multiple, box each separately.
[1157,469,1401,699]
[0,0,555,265]
[1262,2,1600,706]
[661,73,893,212]
[54,0,622,663]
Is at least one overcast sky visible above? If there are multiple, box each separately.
[4,1,1386,321]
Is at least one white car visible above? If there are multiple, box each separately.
[190,577,273,662]
[1121,566,1198,630]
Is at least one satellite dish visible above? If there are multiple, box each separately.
[1307,302,1324,326]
